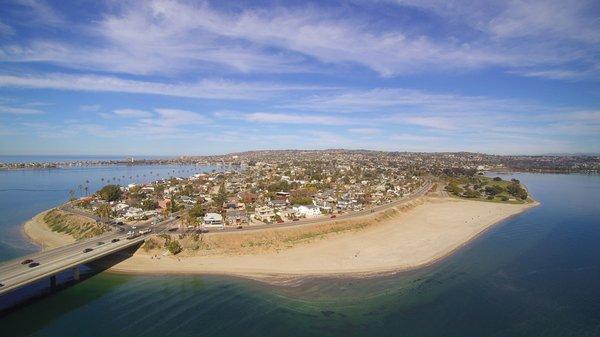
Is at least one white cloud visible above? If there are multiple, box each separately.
[153,108,211,126]
[0,73,326,100]
[113,108,152,118]
[402,116,457,130]
[244,112,353,125]
[0,104,44,115]
[3,0,597,79]
[348,128,382,135]
[79,104,100,112]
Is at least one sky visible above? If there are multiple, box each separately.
[0,0,599,156]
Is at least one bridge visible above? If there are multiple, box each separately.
[0,217,176,296]
[0,181,433,297]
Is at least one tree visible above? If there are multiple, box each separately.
[97,184,121,202]
[167,199,182,214]
[290,196,313,205]
[213,182,228,207]
[463,188,481,198]
[445,183,463,195]
[507,181,528,200]
[141,199,158,211]
[95,204,113,220]
[167,240,182,255]
[493,177,502,181]
[188,203,205,218]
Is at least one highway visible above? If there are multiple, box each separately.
[0,216,178,296]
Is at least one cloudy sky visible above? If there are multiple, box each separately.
[0,0,599,155]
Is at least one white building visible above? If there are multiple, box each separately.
[255,206,276,222]
[293,205,322,218]
[203,213,224,229]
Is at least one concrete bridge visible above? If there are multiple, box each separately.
[0,230,150,296]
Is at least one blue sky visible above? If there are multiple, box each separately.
[0,0,599,156]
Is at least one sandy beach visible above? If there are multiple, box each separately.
[22,210,75,249]
[21,196,537,282]
[107,197,537,281]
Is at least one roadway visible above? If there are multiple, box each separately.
[215,180,433,233]
[0,216,178,296]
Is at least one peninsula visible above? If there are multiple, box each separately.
[21,150,538,283]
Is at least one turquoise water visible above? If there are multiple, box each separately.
[1,171,600,336]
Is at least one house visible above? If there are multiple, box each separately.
[203,213,224,229]
[293,205,322,218]
[179,196,195,205]
[124,207,144,220]
[112,203,129,213]
[225,209,249,226]
[254,206,276,222]
[269,199,288,209]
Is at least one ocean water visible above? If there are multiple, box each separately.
[0,155,174,164]
[1,171,599,336]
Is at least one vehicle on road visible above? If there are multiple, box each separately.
[293,218,299,221]
[21,259,33,265]
[132,226,137,230]
[139,228,152,235]
[330,215,337,218]
[28,262,40,268]
[237,225,243,229]
[168,227,178,232]
[111,238,120,243]
[96,241,105,246]
[0,283,4,287]
[83,248,93,253]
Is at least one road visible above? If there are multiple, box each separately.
[0,215,178,296]
[210,181,433,233]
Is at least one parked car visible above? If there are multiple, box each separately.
[237,225,243,229]
[0,283,4,287]
[28,262,40,268]
[21,259,33,265]
[111,238,120,243]
[83,248,93,253]
[330,215,337,218]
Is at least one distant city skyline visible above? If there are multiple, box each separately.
[1,0,599,155]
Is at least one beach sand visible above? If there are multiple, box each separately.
[107,197,537,281]
[23,210,75,249]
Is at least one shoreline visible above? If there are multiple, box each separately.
[22,210,75,250]
[21,197,539,284]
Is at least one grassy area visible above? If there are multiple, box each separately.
[445,175,532,204]
[43,208,108,240]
